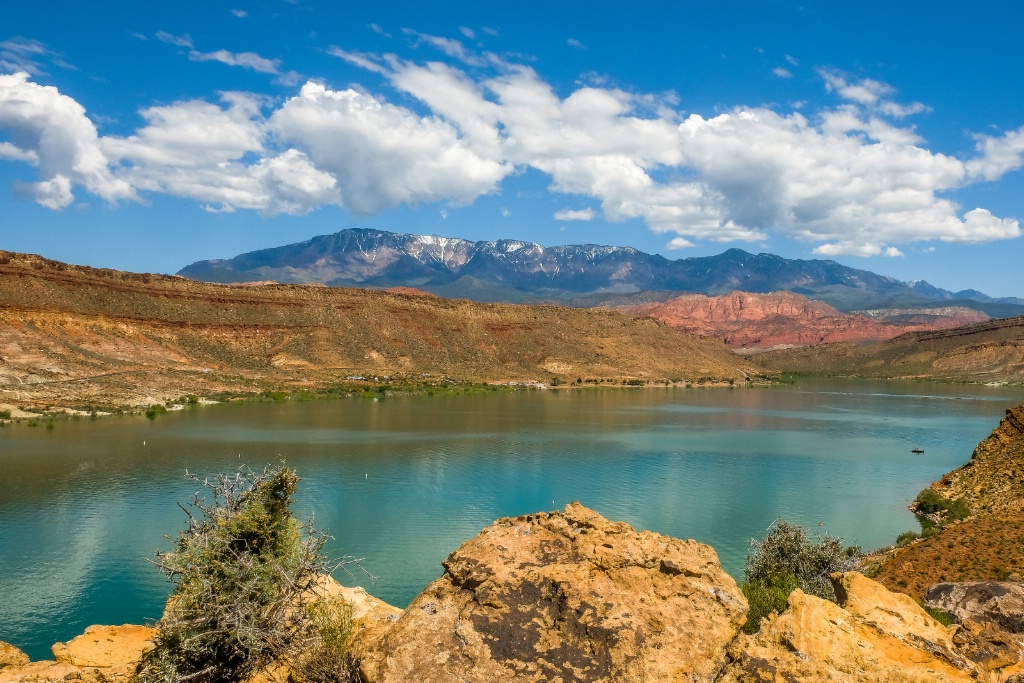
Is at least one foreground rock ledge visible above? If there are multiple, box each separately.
[5,504,1024,683]
[359,502,748,683]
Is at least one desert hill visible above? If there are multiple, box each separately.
[616,290,988,350]
[0,251,756,411]
[754,315,1024,383]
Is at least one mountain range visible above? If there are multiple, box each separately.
[178,229,1024,316]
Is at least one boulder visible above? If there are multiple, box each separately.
[51,624,157,671]
[359,502,747,683]
[925,581,1024,633]
[717,572,1022,682]
[0,644,28,671]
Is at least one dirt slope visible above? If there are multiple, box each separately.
[755,315,1024,383]
[0,251,756,410]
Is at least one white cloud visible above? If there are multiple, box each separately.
[269,81,511,214]
[0,37,47,74]
[785,55,799,66]
[157,32,291,80]
[2,42,1023,255]
[369,23,391,37]
[156,31,193,48]
[189,49,280,74]
[819,68,929,119]
[0,72,136,208]
[0,140,39,163]
[401,29,485,66]
[665,237,695,249]
[554,208,595,221]
[772,67,792,79]
[231,9,248,18]
[567,38,586,49]
[965,125,1024,181]
[459,27,475,40]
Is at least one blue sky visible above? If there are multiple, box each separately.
[2,1,1024,296]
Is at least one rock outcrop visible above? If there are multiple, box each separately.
[0,626,156,683]
[618,291,985,350]
[926,581,1024,633]
[359,502,748,683]
[7,506,1024,683]
[719,571,1023,682]
[0,644,28,671]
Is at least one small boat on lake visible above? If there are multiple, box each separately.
[911,448,925,454]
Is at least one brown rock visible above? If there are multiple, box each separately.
[925,581,1024,633]
[951,619,1024,672]
[0,661,86,683]
[359,502,747,683]
[50,624,156,682]
[721,582,976,682]
[0,644,29,671]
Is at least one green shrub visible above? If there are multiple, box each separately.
[135,465,341,683]
[0,409,11,420]
[292,594,359,683]
[896,531,919,547]
[740,519,862,633]
[913,488,971,524]
[145,405,167,420]
[925,606,953,626]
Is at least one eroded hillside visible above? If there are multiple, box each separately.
[617,290,986,350]
[754,316,1024,383]
[0,251,757,411]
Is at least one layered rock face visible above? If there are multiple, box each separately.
[359,502,748,683]
[619,291,986,350]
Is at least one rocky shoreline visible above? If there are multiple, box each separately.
[4,405,1024,682]
[3,502,1023,682]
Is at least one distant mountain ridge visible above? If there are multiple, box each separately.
[178,228,1024,315]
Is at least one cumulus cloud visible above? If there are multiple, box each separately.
[0,72,136,208]
[554,208,595,221]
[966,125,1024,181]
[269,82,510,214]
[567,38,586,49]
[665,236,696,249]
[819,68,929,118]
[1,43,1023,255]
[772,67,792,78]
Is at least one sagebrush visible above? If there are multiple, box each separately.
[134,464,355,683]
[741,518,862,633]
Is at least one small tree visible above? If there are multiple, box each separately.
[741,519,861,633]
[135,464,341,683]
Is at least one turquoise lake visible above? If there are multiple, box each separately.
[2,379,1023,659]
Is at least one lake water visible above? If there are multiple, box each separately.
[2,379,1023,659]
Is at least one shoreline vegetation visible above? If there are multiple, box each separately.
[0,372,784,426]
